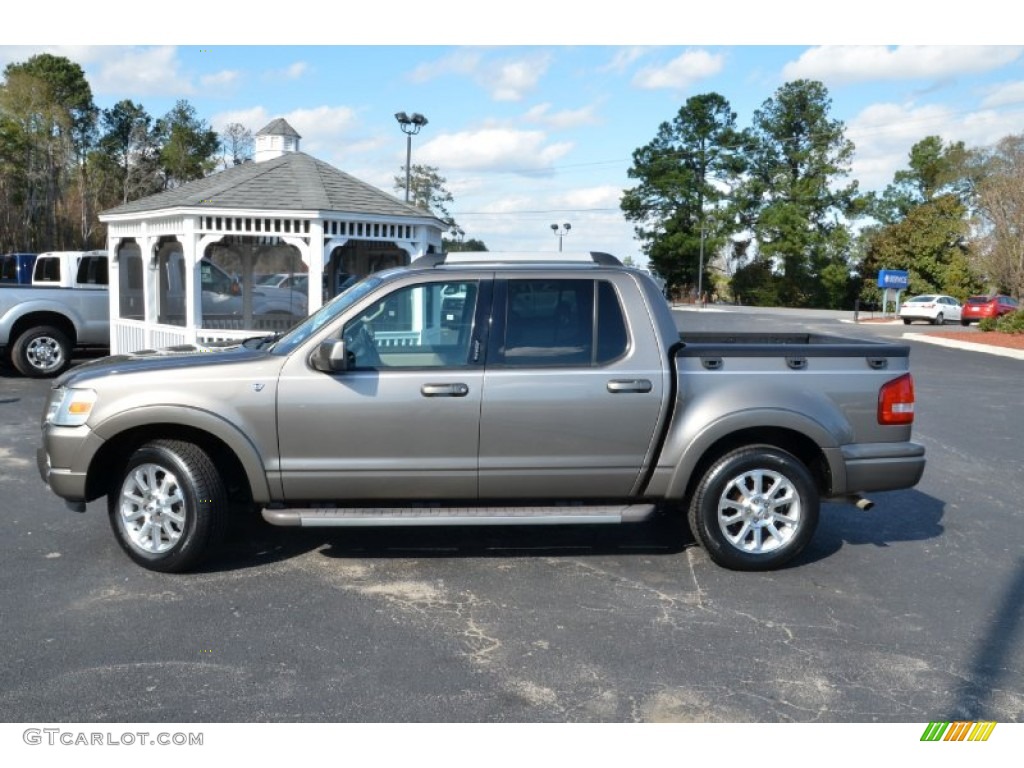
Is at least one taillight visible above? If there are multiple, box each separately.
[879,373,915,425]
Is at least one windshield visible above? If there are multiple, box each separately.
[269,276,383,356]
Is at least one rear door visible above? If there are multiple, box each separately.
[477,273,667,499]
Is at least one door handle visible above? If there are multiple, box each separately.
[606,379,653,394]
[421,383,470,397]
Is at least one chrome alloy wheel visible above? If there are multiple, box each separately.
[117,463,188,554]
[25,335,65,374]
[716,468,802,555]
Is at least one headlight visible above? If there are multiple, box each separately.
[45,387,97,427]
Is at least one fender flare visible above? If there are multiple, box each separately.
[91,405,273,502]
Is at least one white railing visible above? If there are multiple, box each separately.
[375,331,422,348]
[112,316,300,353]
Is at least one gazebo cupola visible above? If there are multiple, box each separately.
[254,118,302,162]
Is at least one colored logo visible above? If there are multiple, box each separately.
[921,721,997,742]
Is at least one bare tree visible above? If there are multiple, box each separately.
[221,122,254,168]
[975,134,1024,298]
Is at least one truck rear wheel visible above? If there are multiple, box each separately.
[11,325,71,377]
[687,446,819,571]
[108,440,228,573]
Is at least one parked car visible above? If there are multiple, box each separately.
[257,273,308,292]
[899,294,962,325]
[0,251,110,377]
[960,294,1019,325]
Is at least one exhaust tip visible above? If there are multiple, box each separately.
[855,496,875,511]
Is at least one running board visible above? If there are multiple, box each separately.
[262,503,656,528]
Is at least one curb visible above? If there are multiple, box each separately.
[902,333,1024,361]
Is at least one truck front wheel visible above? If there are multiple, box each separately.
[687,446,819,571]
[108,440,228,572]
[11,325,71,377]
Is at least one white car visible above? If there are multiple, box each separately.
[899,294,962,325]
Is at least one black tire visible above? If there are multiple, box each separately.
[687,446,819,571]
[960,319,970,326]
[11,325,72,377]
[902,318,911,325]
[108,439,228,572]
[933,312,944,325]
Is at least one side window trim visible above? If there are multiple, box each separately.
[488,277,630,369]
[340,276,493,372]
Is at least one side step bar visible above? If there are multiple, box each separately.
[262,503,657,528]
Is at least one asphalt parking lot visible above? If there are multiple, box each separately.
[0,307,1021,724]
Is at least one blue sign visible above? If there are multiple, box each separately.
[877,270,909,289]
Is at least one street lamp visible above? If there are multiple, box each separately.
[449,226,465,251]
[395,111,428,203]
[551,222,571,252]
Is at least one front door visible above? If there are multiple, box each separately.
[276,277,489,501]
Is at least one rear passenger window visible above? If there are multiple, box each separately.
[596,281,628,363]
[499,279,628,367]
[34,258,60,283]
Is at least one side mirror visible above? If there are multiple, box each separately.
[312,339,348,373]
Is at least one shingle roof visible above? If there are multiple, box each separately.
[256,118,301,138]
[100,152,440,222]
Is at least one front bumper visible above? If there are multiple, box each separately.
[37,424,105,503]
[839,441,926,493]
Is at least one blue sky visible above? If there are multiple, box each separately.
[4,4,1022,261]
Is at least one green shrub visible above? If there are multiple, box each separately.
[995,311,1024,334]
[978,317,998,332]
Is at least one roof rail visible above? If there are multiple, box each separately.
[412,251,623,267]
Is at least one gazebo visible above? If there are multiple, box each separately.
[99,118,446,354]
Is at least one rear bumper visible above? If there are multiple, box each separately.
[839,441,926,493]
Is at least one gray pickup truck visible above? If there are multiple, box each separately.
[37,252,925,573]
[1,250,109,377]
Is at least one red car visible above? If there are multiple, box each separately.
[960,294,1020,325]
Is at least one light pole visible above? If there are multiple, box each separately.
[395,111,428,203]
[449,226,465,251]
[551,222,571,252]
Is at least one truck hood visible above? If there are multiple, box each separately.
[57,341,270,386]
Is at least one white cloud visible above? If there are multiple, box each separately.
[410,50,550,101]
[981,80,1024,108]
[783,45,1024,85]
[488,55,551,101]
[89,46,195,97]
[523,102,601,130]
[632,49,724,91]
[0,45,195,97]
[553,185,623,209]
[600,47,654,74]
[848,99,1024,191]
[199,70,239,89]
[417,128,573,173]
[410,50,482,82]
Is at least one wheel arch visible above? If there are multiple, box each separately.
[668,425,836,508]
[9,311,78,347]
[85,420,268,505]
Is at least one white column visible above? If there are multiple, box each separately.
[308,220,324,313]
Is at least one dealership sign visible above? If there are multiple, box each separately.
[877,270,909,289]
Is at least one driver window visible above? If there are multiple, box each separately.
[341,280,479,369]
